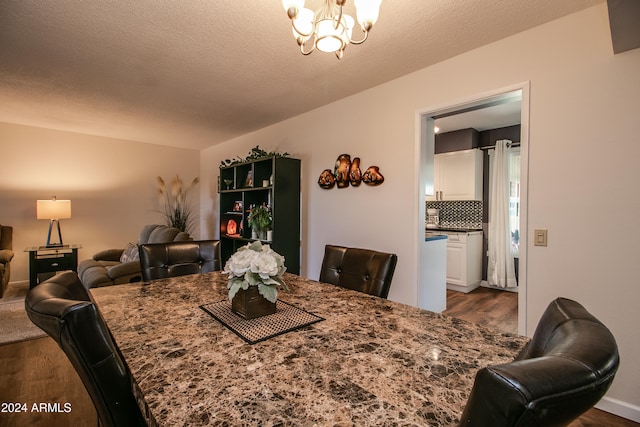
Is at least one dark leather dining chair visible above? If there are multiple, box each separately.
[139,240,221,282]
[458,297,619,427]
[319,244,397,299]
[24,271,147,427]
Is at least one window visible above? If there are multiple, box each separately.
[508,147,520,255]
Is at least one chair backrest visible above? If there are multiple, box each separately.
[319,244,397,299]
[0,225,14,293]
[458,297,619,427]
[138,224,191,245]
[139,240,221,282]
[24,272,146,427]
[0,225,13,250]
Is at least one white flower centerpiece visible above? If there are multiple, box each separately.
[224,241,288,319]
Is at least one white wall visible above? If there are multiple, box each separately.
[0,122,201,283]
[200,4,640,419]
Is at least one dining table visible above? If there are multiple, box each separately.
[89,271,528,426]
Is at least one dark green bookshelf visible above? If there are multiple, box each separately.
[219,156,301,274]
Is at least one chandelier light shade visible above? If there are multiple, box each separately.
[282,0,382,59]
[37,197,72,248]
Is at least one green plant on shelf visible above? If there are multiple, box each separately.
[220,145,290,167]
[248,205,272,235]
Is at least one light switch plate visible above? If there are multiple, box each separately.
[534,229,548,247]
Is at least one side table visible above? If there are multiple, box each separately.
[24,245,82,288]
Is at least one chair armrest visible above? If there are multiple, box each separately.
[0,249,14,263]
[93,249,124,262]
[106,261,141,280]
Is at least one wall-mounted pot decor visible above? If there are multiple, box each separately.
[362,166,384,186]
[335,154,351,188]
[318,169,336,189]
[317,154,384,189]
[349,157,362,186]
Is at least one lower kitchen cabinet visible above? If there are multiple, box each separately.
[427,230,482,293]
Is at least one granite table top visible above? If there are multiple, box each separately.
[90,272,528,426]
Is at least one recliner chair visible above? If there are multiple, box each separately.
[0,225,14,298]
[24,271,148,427]
[458,297,619,427]
[139,240,221,282]
[319,244,397,299]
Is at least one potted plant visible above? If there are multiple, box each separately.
[156,175,199,234]
[248,205,271,241]
[224,241,288,319]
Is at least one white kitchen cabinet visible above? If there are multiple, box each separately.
[427,149,483,201]
[427,230,483,293]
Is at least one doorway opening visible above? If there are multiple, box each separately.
[416,83,529,335]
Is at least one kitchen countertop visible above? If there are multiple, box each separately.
[90,272,527,426]
[426,227,483,233]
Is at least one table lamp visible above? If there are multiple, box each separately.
[37,197,72,248]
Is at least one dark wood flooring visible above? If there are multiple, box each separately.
[0,287,636,426]
[443,286,638,427]
[444,286,518,334]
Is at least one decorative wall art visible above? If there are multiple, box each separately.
[334,154,351,188]
[318,169,336,189]
[349,157,362,186]
[317,154,384,189]
[362,166,384,185]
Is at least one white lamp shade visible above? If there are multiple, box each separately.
[316,18,345,53]
[292,7,314,39]
[342,14,354,42]
[354,0,382,27]
[37,199,72,219]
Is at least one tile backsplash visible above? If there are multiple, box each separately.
[426,200,483,229]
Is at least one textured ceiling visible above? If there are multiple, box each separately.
[0,0,604,150]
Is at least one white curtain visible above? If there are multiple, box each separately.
[488,140,517,288]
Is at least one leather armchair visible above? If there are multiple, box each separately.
[78,224,191,289]
[24,272,147,427]
[458,297,619,427]
[139,240,221,282]
[319,244,397,299]
[0,225,14,298]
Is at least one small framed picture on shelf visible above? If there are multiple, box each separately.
[232,201,242,212]
[245,171,253,188]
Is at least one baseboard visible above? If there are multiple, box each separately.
[480,280,518,293]
[446,282,480,293]
[596,396,640,422]
[7,280,29,288]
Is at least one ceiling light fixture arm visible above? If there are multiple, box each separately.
[299,41,315,55]
[335,4,344,31]
[346,26,370,45]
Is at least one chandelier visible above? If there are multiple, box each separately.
[281,0,382,59]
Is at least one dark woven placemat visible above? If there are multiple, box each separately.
[200,300,325,344]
